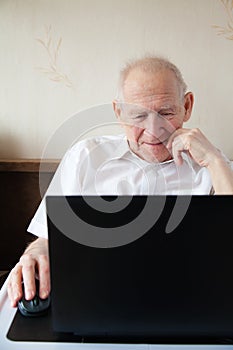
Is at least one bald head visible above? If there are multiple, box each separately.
[117,56,187,102]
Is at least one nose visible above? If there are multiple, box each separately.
[143,113,168,139]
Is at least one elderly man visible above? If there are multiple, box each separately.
[7,55,233,307]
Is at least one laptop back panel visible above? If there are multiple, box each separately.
[47,195,233,342]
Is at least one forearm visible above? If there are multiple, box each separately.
[207,156,233,194]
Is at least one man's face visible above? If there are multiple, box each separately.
[114,69,193,163]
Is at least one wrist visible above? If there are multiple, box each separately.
[206,152,227,172]
[206,154,233,195]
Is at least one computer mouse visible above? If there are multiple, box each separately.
[18,279,51,317]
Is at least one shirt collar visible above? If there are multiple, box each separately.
[110,135,131,159]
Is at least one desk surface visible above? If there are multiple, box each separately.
[1,276,233,350]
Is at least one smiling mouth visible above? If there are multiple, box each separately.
[143,141,165,146]
[137,138,169,147]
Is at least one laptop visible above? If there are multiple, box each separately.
[46,195,233,344]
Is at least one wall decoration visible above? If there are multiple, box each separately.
[212,0,233,40]
[36,25,73,87]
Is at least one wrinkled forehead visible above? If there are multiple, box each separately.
[121,102,179,115]
[122,68,181,107]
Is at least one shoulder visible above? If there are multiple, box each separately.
[68,134,125,153]
[62,134,125,161]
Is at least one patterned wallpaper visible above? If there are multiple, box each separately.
[212,0,233,40]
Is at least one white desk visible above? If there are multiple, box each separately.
[1,275,233,350]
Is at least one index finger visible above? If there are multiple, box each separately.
[21,255,37,300]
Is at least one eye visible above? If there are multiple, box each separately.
[134,115,147,120]
[159,112,174,119]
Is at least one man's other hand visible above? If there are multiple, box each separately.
[7,237,50,307]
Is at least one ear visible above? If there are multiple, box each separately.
[183,92,194,122]
[112,100,123,123]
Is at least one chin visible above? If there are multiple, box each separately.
[131,143,171,163]
[142,151,171,164]
[146,157,164,163]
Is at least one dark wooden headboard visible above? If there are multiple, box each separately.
[0,159,59,271]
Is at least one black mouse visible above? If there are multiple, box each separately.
[18,279,51,317]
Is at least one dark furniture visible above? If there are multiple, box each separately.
[0,159,59,273]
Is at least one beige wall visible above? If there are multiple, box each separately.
[0,0,233,159]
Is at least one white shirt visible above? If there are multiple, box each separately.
[28,134,216,238]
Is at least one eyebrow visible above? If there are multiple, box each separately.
[158,105,177,111]
[127,105,178,116]
[126,108,148,116]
